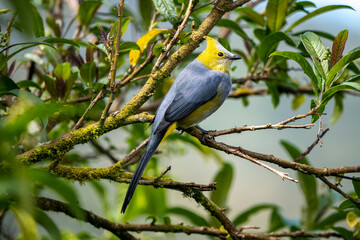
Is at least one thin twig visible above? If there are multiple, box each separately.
[154,166,172,181]
[296,128,329,162]
[118,137,150,168]
[319,176,360,208]
[90,140,118,164]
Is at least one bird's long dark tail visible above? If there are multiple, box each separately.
[121,129,167,213]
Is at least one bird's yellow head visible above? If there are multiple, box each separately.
[196,36,241,74]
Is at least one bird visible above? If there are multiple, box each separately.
[121,36,241,213]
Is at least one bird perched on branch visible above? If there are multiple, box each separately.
[121,36,241,213]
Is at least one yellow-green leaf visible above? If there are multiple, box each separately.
[11,206,38,240]
[129,29,168,66]
[347,211,360,228]
[292,94,305,110]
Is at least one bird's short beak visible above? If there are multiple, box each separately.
[227,55,242,60]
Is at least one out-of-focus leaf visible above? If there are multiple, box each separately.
[218,38,231,52]
[353,178,360,197]
[43,75,58,99]
[286,5,354,33]
[34,209,61,240]
[139,0,153,28]
[346,211,360,228]
[78,0,101,27]
[0,76,19,92]
[0,9,12,15]
[330,93,343,124]
[46,17,61,37]
[30,4,44,38]
[331,30,348,68]
[327,48,360,88]
[266,82,280,108]
[316,211,348,229]
[167,207,210,226]
[89,181,109,213]
[129,29,168,66]
[40,37,80,48]
[210,163,233,207]
[80,62,96,87]
[153,0,178,25]
[321,82,360,107]
[281,140,318,228]
[265,0,288,32]
[153,42,166,57]
[344,74,360,83]
[292,94,305,110]
[339,199,358,211]
[54,62,71,81]
[270,51,319,96]
[43,45,62,67]
[257,32,295,62]
[233,204,278,226]
[332,226,356,240]
[301,32,328,84]
[118,42,140,53]
[288,1,316,16]
[268,208,286,232]
[10,206,38,240]
[16,80,41,89]
[236,7,265,26]
[29,170,83,219]
[64,72,78,100]
[216,19,249,40]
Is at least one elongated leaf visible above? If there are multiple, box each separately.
[321,82,360,107]
[16,80,40,89]
[41,37,79,47]
[281,140,318,228]
[80,62,96,87]
[129,29,168,66]
[78,0,101,27]
[31,4,44,38]
[210,163,233,208]
[139,0,153,28]
[270,51,319,96]
[353,178,360,197]
[109,17,131,46]
[257,32,295,62]
[327,48,360,88]
[166,207,210,226]
[331,30,348,68]
[118,42,140,53]
[339,199,358,211]
[330,93,343,124]
[153,0,178,25]
[286,5,354,33]
[292,94,305,110]
[316,211,348,229]
[233,204,278,226]
[0,9,12,15]
[34,209,61,240]
[301,32,328,84]
[344,74,360,83]
[268,209,286,232]
[217,19,249,40]
[11,206,38,239]
[0,76,19,92]
[236,7,265,26]
[265,0,288,32]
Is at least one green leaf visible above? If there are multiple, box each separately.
[266,82,280,108]
[330,93,343,124]
[331,30,348,68]
[270,51,319,96]
[46,17,61,37]
[54,62,71,81]
[10,206,38,240]
[281,140,318,228]
[43,45,62,67]
[236,7,265,26]
[153,0,178,25]
[344,74,360,83]
[210,163,233,207]
[332,226,356,240]
[218,38,231,52]
[43,75,58,99]
[327,48,360,88]
[64,72,78,100]
[109,17,131,45]
[258,32,295,62]
[216,19,249,40]
[41,37,80,48]
[265,0,288,32]
[30,4,44,38]
[292,94,305,110]
[118,42,140,53]
[353,178,360,197]
[0,76,19,92]
[286,5,354,33]
[78,0,101,27]
[300,32,328,84]
[16,80,41,89]
[233,204,278,226]
[80,62,97,87]
[316,211,348,229]
[153,42,165,57]
[0,9,12,15]
[166,207,210,226]
[139,0,153,28]
[34,209,61,240]
[339,199,358,211]
[268,209,286,232]
[321,82,360,107]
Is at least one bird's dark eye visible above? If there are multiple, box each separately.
[218,52,224,57]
